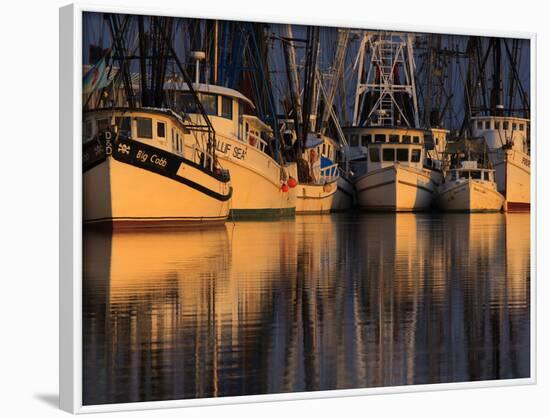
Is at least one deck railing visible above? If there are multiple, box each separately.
[246,131,268,152]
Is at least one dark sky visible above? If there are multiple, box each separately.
[83,12,530,131]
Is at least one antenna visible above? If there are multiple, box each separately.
[190,51,206,85]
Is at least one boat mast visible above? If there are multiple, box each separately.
[352,31,420,128]
[320,29,350,135]
[301,26,320,145]
[282,24,303,137]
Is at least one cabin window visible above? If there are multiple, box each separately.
[221,96,233,119]
[471,171,482,180]
[382,148,395,161]
[200,93,218,116]
[435,138,439,146]
[477,121,483,129]
[375,134,386,143]
[157,121,166,138]
[369,147,380,162]
[361,135,370,147]
[115,117,131,138]
[350,135,359,147]
[177,93,199,114]
[96,118,109,132]
[495,121,500,129]
[503,121,509,130]
[411,149,421,162]
[322,143,326,155]
[172,128,175,150]
[84,120,92,138]
[459,171,469,179]
[389,134,400,143]
[512,122,517,131]
[519,123,525,131]
[402,135,411,144]
[136,118,153,139]
[485,120,491,129]
[412,136,420,144]
[396,148,408,162]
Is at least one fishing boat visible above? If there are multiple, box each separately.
[437,160,504,212]
[83,108,232,227]
[276,25,350,214]
[295,134,339,213]
[464,37,530,212]
[471,116,530,211]
[348,127,440,211]
[167,78,298,219]
[83,17,232,227]
[343,32,442,211]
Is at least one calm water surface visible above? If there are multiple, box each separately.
[83,212,530,405]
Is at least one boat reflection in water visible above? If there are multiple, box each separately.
[83,213,530,405]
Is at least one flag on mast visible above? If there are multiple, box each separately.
[83,54,111,96]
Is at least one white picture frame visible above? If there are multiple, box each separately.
[60,2,537,413]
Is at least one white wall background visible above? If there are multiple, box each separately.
[0,0,547,415]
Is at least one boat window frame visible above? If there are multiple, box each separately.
[84,120,93,138]
[402,135,411,144]
[389,134,400,143]
[382,147,395,162]
[136,117,153,139]
[156,121,166,139]
[369,147,380,162]
[96,118,109,133]
[410,148,421,163]
[471,170,482,180]
[495,121,500,129]
[350,134,359,147]
[361,135,370,147]
[396,148,408,162]
[485,120,491,129]
[374,134,386,143]
[503,121,510,130]
[221,95,233,120]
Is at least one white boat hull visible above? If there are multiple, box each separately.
[84,157,231,227]
[214,135,297,218]
[492,149,530,212]
[437,180,505,212]
[355,165,438,211]
[331,176,355,211]
[296,181,337,214]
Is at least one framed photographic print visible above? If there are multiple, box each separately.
[59,2,536,413]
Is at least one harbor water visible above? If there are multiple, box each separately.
[83,212,530,405]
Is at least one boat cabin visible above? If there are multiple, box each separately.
[301,133,339,184]
[471,115,529,154]
[344,127,426,173]
[83,108,192,158]
[445,161,496,183]
[166,83,275,155]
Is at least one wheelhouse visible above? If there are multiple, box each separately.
[166,83,275,156]
[345,127,427,172]
[447,168,496,183]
